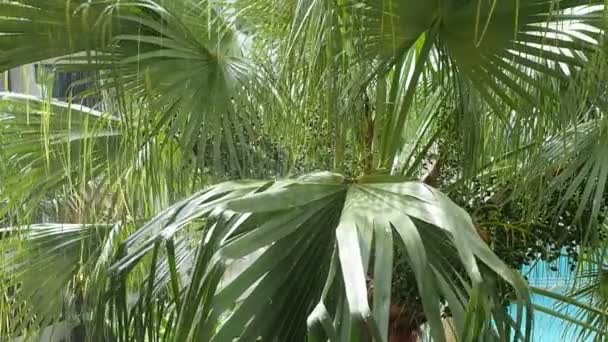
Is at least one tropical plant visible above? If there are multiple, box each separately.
[1,0,608,341]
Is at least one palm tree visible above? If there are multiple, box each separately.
[0,0,607,341]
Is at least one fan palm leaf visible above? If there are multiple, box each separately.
[0,0,252,166]
[105,172,531,341]
[0,223,113,335]
[0,92,121,219]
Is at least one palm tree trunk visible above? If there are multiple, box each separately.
[388,304,423,342]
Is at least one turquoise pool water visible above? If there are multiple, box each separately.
[512,256,592,341]
[522,293,591,341]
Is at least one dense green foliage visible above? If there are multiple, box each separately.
[1,1,608,341]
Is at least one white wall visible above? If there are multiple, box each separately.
[7,65,43,96]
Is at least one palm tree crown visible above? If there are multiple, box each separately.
[1,1,607,341]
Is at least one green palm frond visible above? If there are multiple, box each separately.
[2,0,608,340]
[0,223,113,336]
[361,0,604,101]
[0,92,121,219]
[107,172,531,341]
[0,0,253,164]
[353,0,606,170]
[518,116,608,243]
[439,1,603,109]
